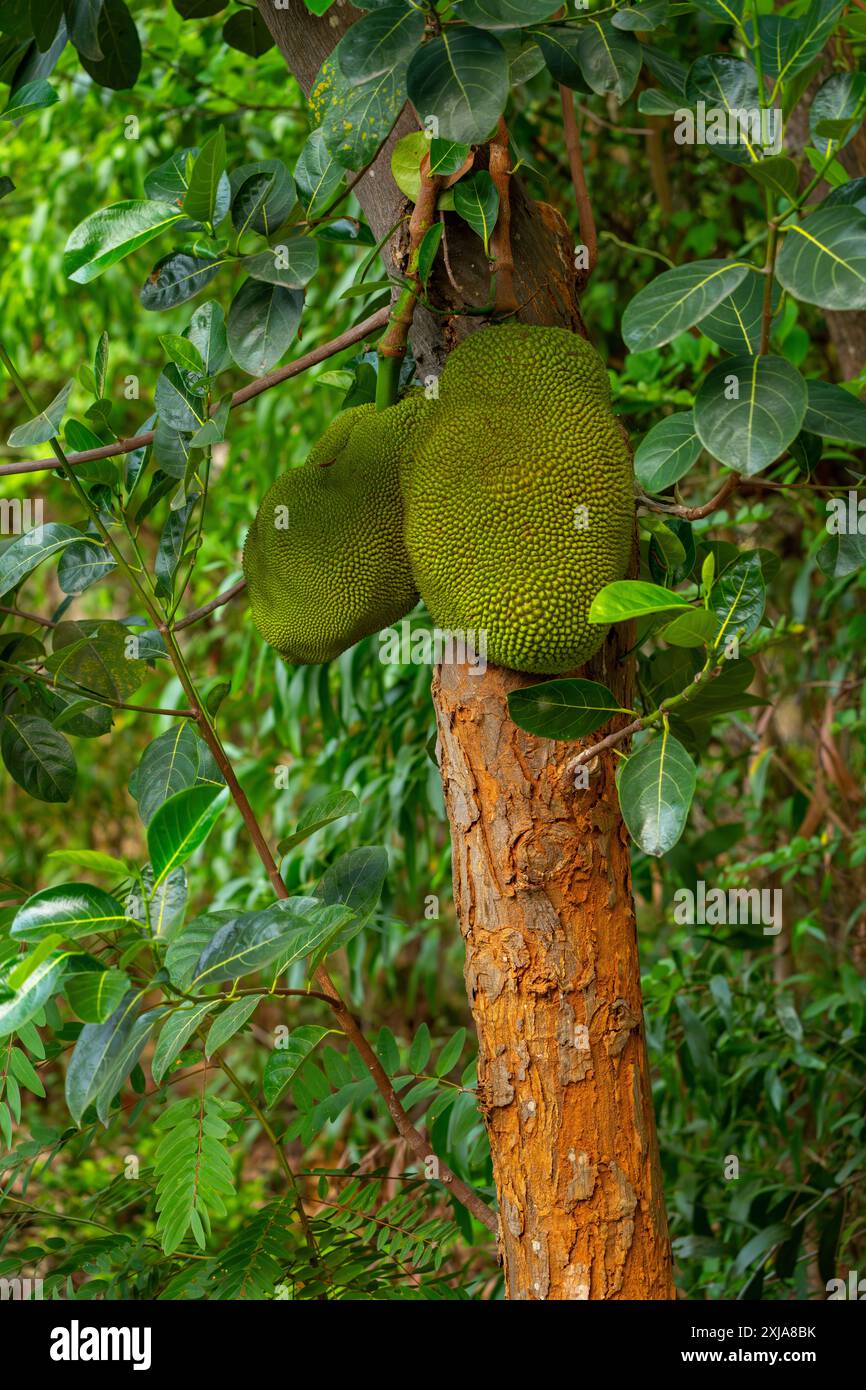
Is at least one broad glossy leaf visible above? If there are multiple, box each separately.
[294,129,344,217]
[65,962,130,1023]
[63,201,183,284]
[77,0,141,89]
[622,260,750,352]
[684,55,760,165]
[11,882,133,943]
[154,364,207,432]
[65,0,105,60]
[229,159,296,237]
[186,300,230,375]
[241,238,319,289]
[147,784,229,887]
[0,950,69,1038]
[457,0,559,26]
[45,619,147,701]
[1,78,58,119]
[803,380,866,444]
[57,535,116,593]
[140,251,223,311]
[589,580,691,623]
[338,5,425,85]
[694,354,807,475]
[189,902,310,989]
[227,279,303,376]
[809,72,866,157]
[65,990,159,1125]
[710,552,766,645]
[578,20,641,103]
[618,731,697,856]
[635,412,702,493]
[0,524,80,595]
[1,715,76,803]
[182,127,227,224]
[133,723,202,826]
[453,171,499,255]
[776,208,866,311]
[507,679,622,740]
[658,608,719,648]
[698,270,780,355]
[316,846,387,925]
[222,7,274,57]
[406,28,508,145]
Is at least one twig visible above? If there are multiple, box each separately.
[0,603,58,628]
[174,577,247,630]
[560,85,597,278]
[638,472,741,520]
[0,307,391,479]
[489,118,517,314]
[376,153,442,410]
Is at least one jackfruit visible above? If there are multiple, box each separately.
[400,324,634,675]
[243,395,425,663]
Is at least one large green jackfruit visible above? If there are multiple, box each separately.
[243,395,425,663]
[400,325,634,675]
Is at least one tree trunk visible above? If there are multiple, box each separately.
[258,0,675,1301]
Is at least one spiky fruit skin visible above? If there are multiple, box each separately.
[400,324,634,675]
[243,396,425,663]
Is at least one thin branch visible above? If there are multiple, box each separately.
[0,603,58,628]
[638,471,741,520]
[560,85,597,278]
[0,307,391,479]
[489,118,517,314]
[174,578,247,630]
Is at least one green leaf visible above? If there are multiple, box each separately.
[11,882,133,943]
[0,523,80,595]
[744,154,800,202]
[408,1022,432,1073]
[406,28,509,145]
[1,715,76,804]
[577,20,641,103]
[317,48,408,172]
[189,395,231,448]
[710,552,766,646]
[294,129,344,217]
[507,678,622,740]
[416,221,443,290]
[428,138,471,176]
[684,55,761,166]
[809,71,866,157]
[1,78,58,119]
[147,784,229,888]
[622,260,750,353]
[241,238,319,289]
[227,279,303,376]
[0,950,69,1039]
[8,1045,45,1097]
[658,608,718,648]
[589,580,691,623]
[635,412,702,493]
[152,1000,217,1084]
[458,0,560,26]
[182,127,227,224]
[338,6,425,86]
[453,170,499,256]
[63,201,183,284]
[775,207,866,311]
[44,619,147,702]
[65,963,130,1023]
[186,300,230,375]
[698,270,780,355]
[154,364,207,432]
[229,159,296,237]
[44,848,130,878]
[159,333,204,375]
[534,26,589,91]
[612,1,668,30]
[803,379,866,444]
[77,0,141,89]
[263,1026,331,1108]
[222,7,274,57]
[204,995,262,1058]
[65,0,105,60]
[617,730,697,856]
[65,990,159,1125]
[733,1223,790,1279]
[173,0,227,17]
[694,354,807,475]
[154,1094,239,1254]
[7,381,72,446]
[435,1027,467,1077]
[277,789,360,856]
[133,723,204,826]
[57,535,116,594]
[316,846,387,929]
[140,252,223,311]
[188,902,309,989]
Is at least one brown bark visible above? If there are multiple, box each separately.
[258,0,675,1300]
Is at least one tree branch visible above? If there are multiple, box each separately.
[0,307,390,480]
[560,86,597,280]
[173,578,247,631]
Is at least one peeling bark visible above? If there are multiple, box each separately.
[258,0,675,1299]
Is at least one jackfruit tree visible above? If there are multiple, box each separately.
[0,0,865,1314]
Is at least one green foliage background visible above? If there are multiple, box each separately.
[0,0,864,1301]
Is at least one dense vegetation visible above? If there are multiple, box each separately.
[0,0,864,1301]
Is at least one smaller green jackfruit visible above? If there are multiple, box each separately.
[243,396,425,663]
